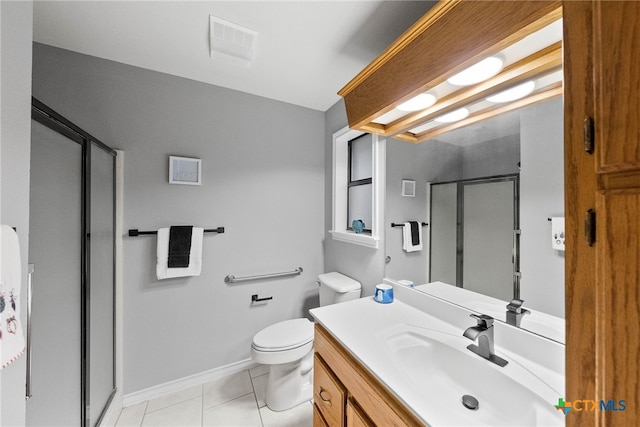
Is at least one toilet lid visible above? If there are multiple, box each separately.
[253,318,314,351]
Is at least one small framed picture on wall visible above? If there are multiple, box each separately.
[169,156,202,185]
[401,179,416,197]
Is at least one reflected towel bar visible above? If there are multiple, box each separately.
[128,227,224,236]
[391,222,428,227]
[225,267,303,283]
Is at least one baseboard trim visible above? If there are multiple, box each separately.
[123,358,256,407]
[98,389,122,427]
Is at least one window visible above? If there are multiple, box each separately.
[331,126,385,248]
[348,134,373,233]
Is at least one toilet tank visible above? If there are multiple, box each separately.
[318,272,361,307]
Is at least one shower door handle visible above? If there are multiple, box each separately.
[512,230,521,299]
[26,263,34,399]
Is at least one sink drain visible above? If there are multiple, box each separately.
[461,395,479,411]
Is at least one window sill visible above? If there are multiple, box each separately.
[330,230,379,249]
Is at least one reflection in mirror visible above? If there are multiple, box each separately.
[385,98,564,342]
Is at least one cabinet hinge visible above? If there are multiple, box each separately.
[585,209,596,246]
[584,117,595,154]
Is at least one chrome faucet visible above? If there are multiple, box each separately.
[463,314,508,367]
[506,298,531,327]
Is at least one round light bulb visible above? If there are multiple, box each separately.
[434,108,470,123]
[396,93,437,112]
[447,57,504,86]
[487,81,536,103]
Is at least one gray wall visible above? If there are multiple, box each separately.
[32,44,325,394]
[520,98,564,318]
[323,100,385,297]
[385,140,461,284]
[0,1,33,425]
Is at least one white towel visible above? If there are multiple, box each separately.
[156,227,204,280]
[402,221,423,253]
[1,225,26,369]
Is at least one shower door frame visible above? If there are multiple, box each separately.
[29,97,117,427]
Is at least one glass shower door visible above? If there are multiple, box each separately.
[27,120,83,426]
[88,142,116,426]
[28,101,117,427]
[462,180,516,301]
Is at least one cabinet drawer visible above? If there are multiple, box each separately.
[314,354,346,426]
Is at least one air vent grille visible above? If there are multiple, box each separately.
[209,15,257,66]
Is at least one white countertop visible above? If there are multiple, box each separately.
[310,294,564,426]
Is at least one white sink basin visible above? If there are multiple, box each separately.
[379,324,564,426]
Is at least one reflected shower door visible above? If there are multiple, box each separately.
[429,176,518,301]
[429,183,458,285]
[462,180,515,301]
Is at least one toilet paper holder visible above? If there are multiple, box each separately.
[251,294,273,304]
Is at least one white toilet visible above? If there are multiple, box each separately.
[250,272,361,411]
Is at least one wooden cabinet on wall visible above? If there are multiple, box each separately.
[564,2,640,426]
[312,324,422,427]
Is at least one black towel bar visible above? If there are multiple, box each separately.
[391,222,428,228]
[128,227,225,237]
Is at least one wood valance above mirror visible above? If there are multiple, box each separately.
[338,0,562,143]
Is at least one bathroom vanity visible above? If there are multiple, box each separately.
[309,284,565,426]
[313,323,422,426]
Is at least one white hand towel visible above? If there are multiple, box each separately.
[1,225,26,369]
[402,221,423,253]
[156,227,204,280]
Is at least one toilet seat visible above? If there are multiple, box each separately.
[251,318,314,365]
[252,318,313,351]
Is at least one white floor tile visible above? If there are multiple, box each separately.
[259,400,313,427]
[115,401,148,427]
[251,374,268,408]
[203,393,262,427]
[146,384,203,413]
[203,370,254,410]
[141,397,202,427]
[249,364,269,378]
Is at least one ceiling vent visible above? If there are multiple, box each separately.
[209,15,257,67]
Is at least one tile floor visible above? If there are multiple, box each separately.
[115,365,313,427]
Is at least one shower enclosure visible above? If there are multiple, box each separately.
[429,175,520,301]
[27,99,116,426]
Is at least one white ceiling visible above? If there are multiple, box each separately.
[33,1,438,111]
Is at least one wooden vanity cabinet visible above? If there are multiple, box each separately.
[313,324,423,427]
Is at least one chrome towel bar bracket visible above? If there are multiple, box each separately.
[225,267,303,283]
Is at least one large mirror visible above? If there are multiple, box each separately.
[384,97,565,343]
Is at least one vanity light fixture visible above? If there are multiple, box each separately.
[434,108,469,123]
[447,56,504,86]
[396,93,437,112]
[486,81,536,103]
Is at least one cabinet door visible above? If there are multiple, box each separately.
[593,1,640,172]
[314,354,346,427]
[595,190,640,424]
[346,399,374,427]
[313,404,329,427]
[589,2,640,425]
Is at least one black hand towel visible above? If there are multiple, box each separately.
[410,221,420,246]
[168,226,193,268]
